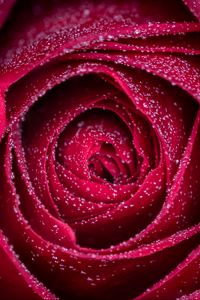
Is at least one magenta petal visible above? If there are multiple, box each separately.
[178,289,200,300]
[134,244,200,300]
[0,231,57,300]
[0,0,15,28]
[182,0,200,21]
[0,91,6,139]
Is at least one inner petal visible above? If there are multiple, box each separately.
[56,108,136,184]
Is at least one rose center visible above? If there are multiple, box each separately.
[88,142,130,183]
[56,108,137,185]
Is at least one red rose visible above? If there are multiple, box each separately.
[0,1,200,299]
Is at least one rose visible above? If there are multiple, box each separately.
[0,1,200,300]
[0,1,200,299]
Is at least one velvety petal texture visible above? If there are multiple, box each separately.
[0,1,199,299]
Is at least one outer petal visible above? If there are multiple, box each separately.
[0,231,57,300]
[135,245,200,300]
[0,0,15,28]
[183,0,200,21]
[0,91,6,139]
[178,290,200,300]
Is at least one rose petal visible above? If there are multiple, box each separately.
[182,0,200,21]
[0,230,56,300]
[0,0,15,28]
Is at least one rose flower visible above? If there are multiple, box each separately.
[0,1,200,299]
